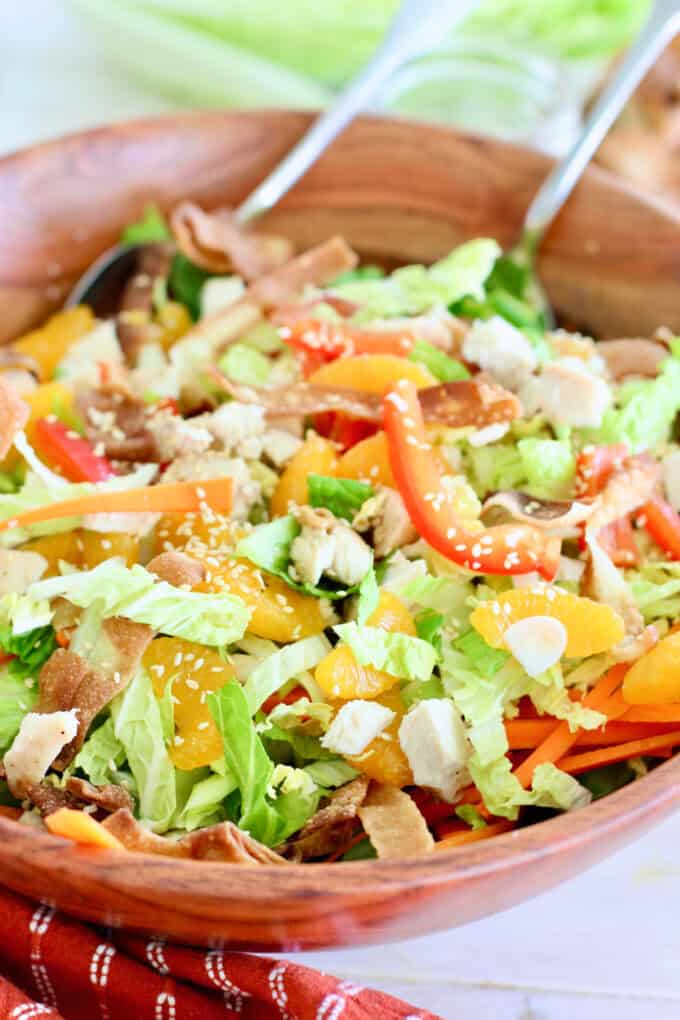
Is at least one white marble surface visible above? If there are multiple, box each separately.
[3,4,680,1017]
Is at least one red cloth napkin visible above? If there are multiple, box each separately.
[0,886,443,1020]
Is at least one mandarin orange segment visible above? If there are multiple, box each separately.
[470,588,625,659]
[156,301,192,350]
[622,632,680,704]
[22,531,81,576]
[337,431,396,488]
[315,591,415,700]
[308,354,434,393]
[145,636,234,770]
[270,432,339,517]
[153,512,243,557]
[14,306,95,381]
[196,555,328,642]
[345,689,413,787]
[80,531,139,568]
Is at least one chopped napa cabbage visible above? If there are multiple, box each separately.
[208,680,319,845]
[111,669,176,832]
[408,339,470,382]
[531,762,592,811]
[120,204,170,244]
[332,239,501,322]
[628,560,680,622]
[333,622,437,682]
[400,573,473,635]
[218,342,272,385]
[266,698,334,733]
[72,718,127,788]
[455,804,488,830]
[583,357,680,453]
[307,474,373,521]
[236,514,369,598]
[465,443,527,497]
[356,567,379,627]
[529,666,607,732]
[28,561,250,647]
[415,609,444,654]
[0,666,37,754]
[517,437,576,499]
[242,634,331,715]
[303,759,359,788]
[0,600,56,672]
[467,751,590,819]
[175,771,236,832]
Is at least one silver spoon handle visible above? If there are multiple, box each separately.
[234,0,481,226]
[522,0,680,249]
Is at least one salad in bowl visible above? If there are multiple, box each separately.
[0,201,679,865]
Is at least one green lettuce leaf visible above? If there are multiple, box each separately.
[112,669,176,831]
[169,254,213,320]
[517,437,576,500]
[415,609,444,654]
[628,560,680,622]
[0,615,57,681]
[242,634,331,715]
[29,561,250,646]
[303,759,359,788]
[121,204,171,244]
[584,357,680,453]
[236,514,368,598]
[175,771,236,831]
[531,762,592,811]
[72,718,127,788]
[0,666,37,754]
[333,622,437,682]
[455,804,488,830]
[356,567,379,626]
[408,339,470,382]
[218,342,272,385]
[307,475,373,521]
[333,239,501,322]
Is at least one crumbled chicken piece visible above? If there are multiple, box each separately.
[260,429,303,467]
[663,449,680,510]
[0,549,46,595]
[549,330,607,374]
[57,321,123,386]
[146,410,213,461]
[379,551,428,604]
[291,506,373,588]
[197,401,266,450]
[462,316,537,390]
[353,487,417,558]
[321,700,395,757]
[531,359,612,428]
[398,699,471,802]
[4,711,79,798]
[162,452,261,521]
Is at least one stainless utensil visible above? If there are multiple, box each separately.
[67,0,481,312]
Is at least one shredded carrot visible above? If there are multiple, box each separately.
[0,806,21,820]
[505,719,678,750]
[0,478,233,534]
[622,705,680,723]
[45,808,125,850]
[513,664,628,788]
[556,729,680,774]
[436,820,515,850]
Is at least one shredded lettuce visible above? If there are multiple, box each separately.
[218,342,272,385]
[628,560,680,622]
[72,718,127,788]
[400,574,473,634]
[0,666,37,754]
[455,804,488,830]
[307,474,373,521]
[242,634,331,715]
[333,622,437,682]
[303,759,359,788]
[175,771,236,831]
[415,609,444,654]
[111,669,176,831]
[531,762,592,811]
[29,561,250,647]
[0,610,56,680]
[356,567,379,626]
[121,204,171,244]
[169,253,213,320]
[408,339,470,382]
[465,443,527,497]
[584,357,680,453]
[333,239,501,322]
[236,514,369,598]
[517,437,576,499]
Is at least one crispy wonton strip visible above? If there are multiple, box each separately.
[483,492,594,530]
[419,376,521,429]
[358,784,434,859]
[0,377,29,459]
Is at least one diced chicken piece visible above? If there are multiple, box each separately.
[462,316,537,391]
[146,411,213,461]
[0,549,47,595]
[196,401,266,454]
[321,700,395,757]
[533,359,612,428]
[82,511,160,536]
[291,506,373,588]
[663,449,680,511]
[353,488,417,558]
[162,452,261,521]
[379,551,428,603]
[4,711,79,798]
[57,320,123,386]
[398,699,471,803]
[260,429,303,468]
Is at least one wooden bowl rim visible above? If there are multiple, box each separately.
[1,110,679,902]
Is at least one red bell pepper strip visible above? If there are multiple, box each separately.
[314,411,378,452]
[383,379,560,580]
[280,319,416,376]
[639,497,680,560]
[33,418,116,483]
[575,443,637,566]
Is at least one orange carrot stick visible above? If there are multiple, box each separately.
[45,808,125,850]
[0,478,233,534]
[435,820,515,850]
[556,730,680,774]
[505,719,679,750]
[513,664,628,788]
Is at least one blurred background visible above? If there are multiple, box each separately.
[5,0,680,202]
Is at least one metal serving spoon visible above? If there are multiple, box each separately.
[67,0,482,312]
[515,0,680,326]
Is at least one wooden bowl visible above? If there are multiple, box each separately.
[1,111,680,951]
